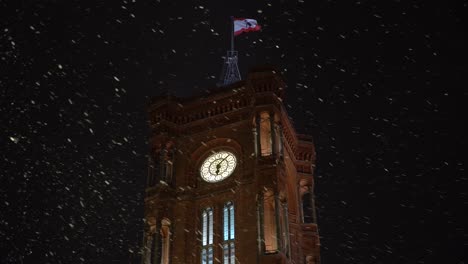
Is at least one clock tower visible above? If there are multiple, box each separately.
[142,66,320,264]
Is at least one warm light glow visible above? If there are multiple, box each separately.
[200,151,237,183]
[263,190,278,252]
[260,112,272,156]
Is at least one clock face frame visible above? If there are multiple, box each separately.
[200,150,237,183]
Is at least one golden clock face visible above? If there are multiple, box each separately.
[200,151,237,183]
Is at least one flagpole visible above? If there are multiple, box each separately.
[218,16,240,86]
[230,16,234,52]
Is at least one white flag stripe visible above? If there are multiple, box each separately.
[233,18,261,36]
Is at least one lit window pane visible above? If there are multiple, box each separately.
[221,203,235,263]
[229,205,235,240]
[208,210,213,244]
[202,212,207,246]
[230,242,235,264]
[224,207,229,241]
[223,243,229,264]
[202,208,214,264]
[208,246,213,264]
[201,248,207,264]
[260,112,272,156]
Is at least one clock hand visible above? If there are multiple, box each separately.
[215,155,229,175]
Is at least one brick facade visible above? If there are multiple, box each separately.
[142,66,320,264]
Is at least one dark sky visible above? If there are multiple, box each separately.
[1,0,467,263]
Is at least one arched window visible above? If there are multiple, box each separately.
[201,208,214,264]
[223,202,235,264]
[254,111,281,158]
[302,192,314,224]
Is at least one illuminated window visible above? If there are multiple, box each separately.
[263,190,278,253]
[253,127,259,156]
[275,124,283,157]
[259,112,272,156]
[223,202,235,264]
[201,208,214,264]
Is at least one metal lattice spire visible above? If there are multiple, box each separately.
[218,17,241,86]
[219,51,241,86]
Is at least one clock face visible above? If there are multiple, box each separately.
[200,151,237,183]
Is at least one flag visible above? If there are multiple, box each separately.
[233,18,261,36]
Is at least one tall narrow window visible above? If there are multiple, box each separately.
[302,192,314,223]
[223,202,235,264]
[253,128,259,157]
[259,112,272,156]
[279,202,290,257]
[159,149,174,184]
[161,219,171,264]
[275,125,283,157]
[201,208,214,264]
[263,190,278,253]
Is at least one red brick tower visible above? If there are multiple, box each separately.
[142,66,320,264]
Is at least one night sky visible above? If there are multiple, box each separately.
[1,0,467,263]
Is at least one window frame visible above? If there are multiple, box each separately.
[223,202,235,264]
[201,207,214,264]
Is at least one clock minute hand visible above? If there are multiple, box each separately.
[215,155,229,175]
